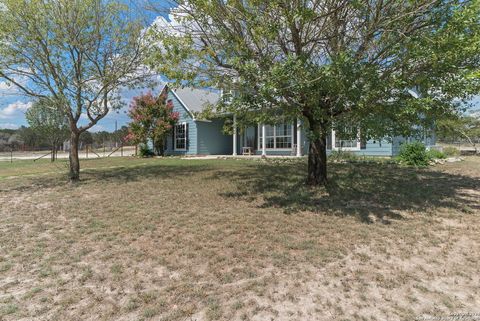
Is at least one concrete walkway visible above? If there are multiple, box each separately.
[181,155,303,160]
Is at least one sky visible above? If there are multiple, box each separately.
[0,1,479,132]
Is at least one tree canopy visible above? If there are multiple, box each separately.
[0,0,148,180]
[25,98,69,161]
[437,113,480,151]
[148,0,480,185]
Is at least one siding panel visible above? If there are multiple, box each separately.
[164,90,198,155]
[196,118,233,155]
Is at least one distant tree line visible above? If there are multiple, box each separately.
[437,115,480,143]
[77,126,130,150]
[0,126,130,153]
[436,114,480,152]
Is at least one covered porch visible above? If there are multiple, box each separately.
[231,116,305,157]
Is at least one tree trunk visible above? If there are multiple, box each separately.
[154,139,165,156]
[306,133,328,186]
[303,114,328,186]
[69,131,81,182]
[51,144,55,162]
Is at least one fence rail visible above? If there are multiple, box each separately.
[0,145,137,162]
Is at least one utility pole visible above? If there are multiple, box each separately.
[115,120,118,148]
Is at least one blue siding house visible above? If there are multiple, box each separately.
[161,85,435,157]
[162,85,233,156]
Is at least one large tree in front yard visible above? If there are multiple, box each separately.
[147,0,480,186]
[0,0,147,181]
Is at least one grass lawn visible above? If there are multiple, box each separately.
[0,156,479,321]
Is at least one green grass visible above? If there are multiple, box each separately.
[0,157,186,179]
[0,156,479,320]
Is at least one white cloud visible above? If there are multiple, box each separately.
[0,81,18,95]
[0,73,29,96]
[0,123,19,129]
[0,82,10,90]
[89,124,106,133]
[0,101,32,119]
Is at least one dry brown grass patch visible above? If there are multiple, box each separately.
[0,157,479,320]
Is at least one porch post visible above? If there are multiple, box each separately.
[296,119,302,157]
[262,124,266,156]
[233,114,237,156]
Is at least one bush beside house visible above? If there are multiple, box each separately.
[398,142,448,166]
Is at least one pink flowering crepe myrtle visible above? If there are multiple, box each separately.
[125,88,179,155]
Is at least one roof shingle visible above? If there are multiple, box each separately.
[172,87,221,113]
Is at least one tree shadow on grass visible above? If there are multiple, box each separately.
[210,160,480,223]
[80,162,211,184]
[0,160,213,192]
[2,158,478,224]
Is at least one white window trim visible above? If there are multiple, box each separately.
[174,122,187,151]
[331,129,361,151]
[258,124,294,151]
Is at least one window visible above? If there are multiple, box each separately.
[335,136,358,149]
[259,123,293,150]
[174,123,187,150]
[332,127,361,150]
[275,124,293,149]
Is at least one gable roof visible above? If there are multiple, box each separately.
[171,86,221,114]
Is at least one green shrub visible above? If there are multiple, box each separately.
[426,148,446,159]
[138,144,154,158]
[443,146,460,156]
[398,142,430,166]
[328,150,358,162]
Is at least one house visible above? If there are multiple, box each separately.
[162,85,435,157]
